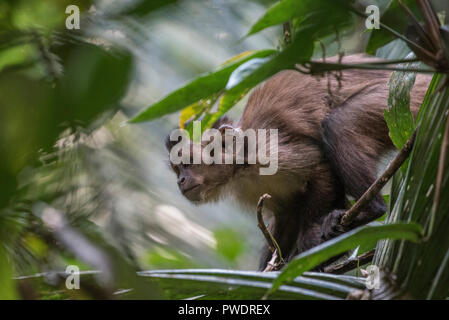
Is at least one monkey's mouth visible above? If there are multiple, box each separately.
[181,184,201,199]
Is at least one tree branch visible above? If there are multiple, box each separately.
[341,130,418,226]
[323,250,375,274]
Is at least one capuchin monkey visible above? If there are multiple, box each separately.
[165,54,431,270]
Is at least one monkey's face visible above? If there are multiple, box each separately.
[165,117,238,203]
[169,162,235,203]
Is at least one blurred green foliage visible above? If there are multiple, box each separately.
[145,247,199,269]
[213,227,245,265]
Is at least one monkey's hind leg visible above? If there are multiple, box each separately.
[321,102,390,240]
[258,214,303,271]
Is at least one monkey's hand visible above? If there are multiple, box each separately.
[320,209,350,241]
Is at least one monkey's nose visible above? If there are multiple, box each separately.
[178,177,186,185]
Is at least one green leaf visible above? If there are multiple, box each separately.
[247,0,352,37]
[179,92,221,132]
[213,228,245,264]
[145,247,198,269]
[225,27,314,97]
[0,245,17,299]
[57,44,133,123]
[376,74,449,299]
[269,223,422,295]
[138,269,365,300]
[0,43,35,72]
[129,50,276,123]
[375,39,412,60]
[384,54,418,150]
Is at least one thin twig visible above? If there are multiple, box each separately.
[263,249,279,272]
[256,194,284,271]
[341,130,418,226]
[297,61,437,75]
[323,250,375,274]
[257,194,275,252]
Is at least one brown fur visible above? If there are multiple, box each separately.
[166,54,431,270]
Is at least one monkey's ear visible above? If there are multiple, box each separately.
[217,123,235,136]
[211,116,231,129]
[218,123,241,151]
